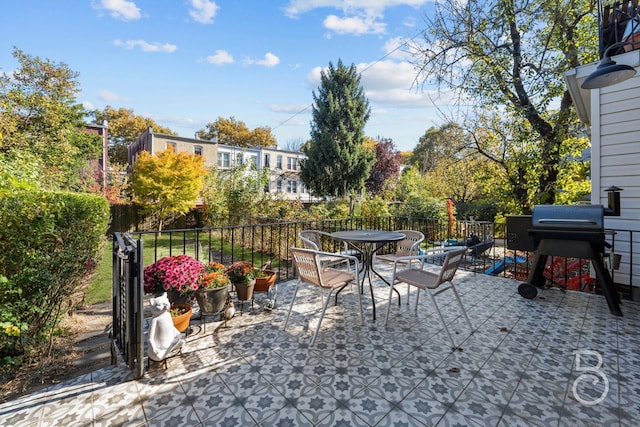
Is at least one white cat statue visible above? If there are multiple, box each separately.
[147,292,186,362]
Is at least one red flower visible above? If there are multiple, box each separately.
[143,255,204,295]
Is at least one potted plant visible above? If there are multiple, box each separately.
[143,255,204,305]
[169,304,192,333]
[195,262,230,315]
[225,261,256,301]
[254,268,276,293]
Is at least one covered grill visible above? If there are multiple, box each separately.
[516,204,622,316]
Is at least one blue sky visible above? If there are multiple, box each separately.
[1,0,452,152]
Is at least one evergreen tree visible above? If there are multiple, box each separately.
[301,60,374,198]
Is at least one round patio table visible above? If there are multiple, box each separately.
[331,230,405,321]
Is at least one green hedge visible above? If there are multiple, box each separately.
[0,188,109,361]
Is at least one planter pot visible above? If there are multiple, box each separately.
[171,304,192,332]
[234,279,256,301]
[167,289,190,305]
[254,271,276,293]
[195,286,229,315]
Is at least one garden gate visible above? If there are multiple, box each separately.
[111,232,144,378]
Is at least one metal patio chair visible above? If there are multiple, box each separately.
[384,247,472,350]
[285,247,363,346]
[299,230,356,271]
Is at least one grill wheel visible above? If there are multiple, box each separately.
[518,282,538,299]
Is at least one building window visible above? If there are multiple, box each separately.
[276,180,282,192]
[218,152,230,168]
[264,154,270,168]
[236,153,243,166]
[194,145,203,156]
[287,157,298,171]
[166,142,176,152]
[276,155,283,169]
[287,180,297,194]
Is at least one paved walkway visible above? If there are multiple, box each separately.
[1,269,639,426]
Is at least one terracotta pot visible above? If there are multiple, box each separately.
[234,279,256,301]
[171,304,192,332]
[254,270,276,293]
[195,286,229,315]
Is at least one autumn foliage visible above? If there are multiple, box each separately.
[130,148,206,231]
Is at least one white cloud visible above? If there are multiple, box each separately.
[358,60,457,108]
[277,115,307,127]
[188,0,218,24]
[283,1,431,36]
[82,100,95,110]
[206,50,234,65]
[284,1,429,18]
[267,104,311,114]
[382,36,412,61]
[152,115,202,129]
[402,16,416,27]
[97,90,121,102]
[306,66,323,87]
[94,0,141,21]
[323,14,386,35]
[113,39,177,53]
[307,60,455,109]
[245,52,280,67]
[370,107,387,116]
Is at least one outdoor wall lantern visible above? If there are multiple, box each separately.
[581,42,637,89]
[582,0,638,89]
[604,185,623,216]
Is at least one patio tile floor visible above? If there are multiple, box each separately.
[1,267,639,426]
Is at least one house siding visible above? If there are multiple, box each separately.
[128,128,313,202]
[594,74,640,288]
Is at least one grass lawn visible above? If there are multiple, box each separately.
[85,232,284,305]
[85,245,112,305]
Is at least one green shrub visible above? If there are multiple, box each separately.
[0,188,109,361]
[394,195,447,220]
[361,195,392,218]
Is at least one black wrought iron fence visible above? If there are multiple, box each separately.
[130,217,495,283]
[131,216,635,300]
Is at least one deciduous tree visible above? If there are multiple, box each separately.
[301,59,374,198]
[366,137,403,195]
[130,148,206,231]
[196,116,276,148]
[412,0,595,211]
[0,48,101,190]
[409,123,464,174]
[201,161,268,225]
[91,106,176,166]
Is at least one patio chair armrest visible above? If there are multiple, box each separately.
[315,250,359,265]
[392,250,447,264]
[317,251,359,275]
